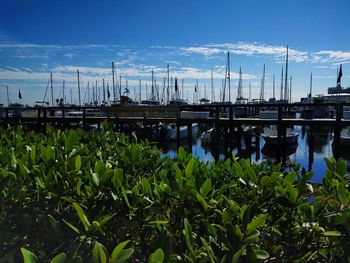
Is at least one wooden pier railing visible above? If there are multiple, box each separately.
[1,102,350,161]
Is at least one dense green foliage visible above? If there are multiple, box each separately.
[1,125,350,262]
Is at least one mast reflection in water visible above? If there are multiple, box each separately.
[158,124,343,184]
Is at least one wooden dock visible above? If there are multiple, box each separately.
[1,102,349,162]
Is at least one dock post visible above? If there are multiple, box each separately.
[229,106,234,153]
[83,108,86,130]
[236,126,242,151]
[255,135,260,161]
[308,126,314,171]
[115,116,119,132]
[187,121,192,153]
[277,106,283,162]
[333,103,342,159]
[5,108,9,126]
[176,110,181,149]
[61,107,65,129]
[36,108,41,130]
[224,126,229,157]
[43,108,47,130]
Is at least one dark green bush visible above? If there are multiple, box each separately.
[0,125,349,262]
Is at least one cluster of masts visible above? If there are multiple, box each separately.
[5,45,301,107]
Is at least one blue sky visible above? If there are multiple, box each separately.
[1,0,350,105]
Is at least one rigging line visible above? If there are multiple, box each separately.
[82,82,89,105]
[42,76,51,106]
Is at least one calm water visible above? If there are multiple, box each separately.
[158,124,348,183]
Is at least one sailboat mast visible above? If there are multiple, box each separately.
[182,79,184,101]
[77,70,81,106]
[289,76,292,103]
[151,70,154,100]
[139,79,141,103]
[112,62,116,102]
[167,65,170,104]
[273,74,275,99]
[103,78,106,104]
[284,45,289,101]
[196,79,199,104]
[119,75,122,99]
[95,80,98,104]
[228,52,231,102]
[70,88,73,105]
[309,72,313,97]
[50,73,54,106]
[87,81,90,104]
[237,66,243,100]
[6,85,9,106]
[249,83,251,102]
[63,80,65,104]
[280,67,284,100]
[211,68,214,102]
[260,64,265,102]
[222,52,229,102]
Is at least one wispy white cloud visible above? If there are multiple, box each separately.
[180,47,222,57]
[313,65,337,69]
[312,50,350,64]
[181,42,309,63]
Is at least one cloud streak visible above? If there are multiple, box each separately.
[181,42,309,63]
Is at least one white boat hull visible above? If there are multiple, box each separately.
[261,127,298,145]
[165,123,198,140]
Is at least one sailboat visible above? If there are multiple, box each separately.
[141,71,160,105]
[260,46,298,145]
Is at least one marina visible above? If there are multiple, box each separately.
[2,101,350,179]
[2,1,350,261]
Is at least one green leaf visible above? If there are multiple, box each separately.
[173,164,183,185]
[283,171,297,186]
[324,157,334,171]
[21,248,38,263]
[253,249,269,260]
[150,248,164,263]
[30,145,36,163]
[73,202,91,232]
[177,147,186,161]
[297,172,308,198]
[91,172,100,186]
[322,231,341,237]
[200,237,215,263]
[141,178,152,195]
[336,159,347,176]
[76,178,82,196]
[232,247,244,263]
[244,160,257,184]
[184,218,194,255]
[247,214,267,233]
[111,240,134,263]
[99,213,117,227]
[92,241,107,263]
[148,220,169,225]
[200,178,212,197]
[50,253,67,263]
[286,184,298,204]
[244,229,260,243]
[95,160,105,178]
[185,159,194,178]
[111,168,123,190]
[75,155,81,171]
[62,219,80,234]
[338,183,350,203]
[195,192,208,211]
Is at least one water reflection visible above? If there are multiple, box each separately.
[158,124,347,183]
